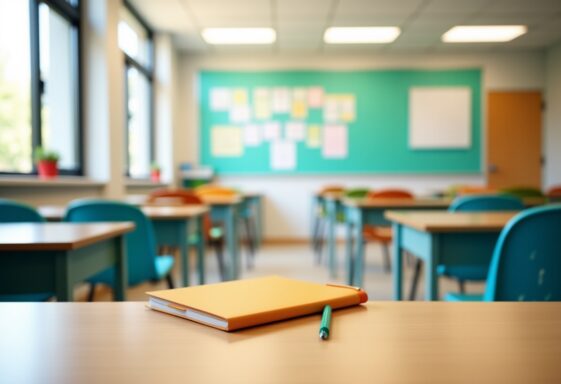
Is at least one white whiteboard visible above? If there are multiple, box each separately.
[409,87,471,149]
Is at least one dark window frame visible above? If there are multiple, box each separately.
[122,0,155,179]
[0,0,83,176]
[0,0,84,176]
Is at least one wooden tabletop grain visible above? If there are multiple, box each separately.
[343,197,452,208]
[0,223,134,251]
[385,210,519,232]
[0,302,559,383]
[38,205,208,221]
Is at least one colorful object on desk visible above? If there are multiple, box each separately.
[499,186,544,199]
[148,188,226,281]
[0,199,54,302]
[319,305,332,340]
[147,276,368,332]
[446,205,561,302]
[64,200,175,301]
[362,189,414,273]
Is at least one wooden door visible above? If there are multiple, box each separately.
[487,91,542,189]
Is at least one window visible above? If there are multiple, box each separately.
[119,1,154,179]
[0,0,82,175]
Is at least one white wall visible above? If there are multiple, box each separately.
[176,51,546,239]
[545,44,561,188]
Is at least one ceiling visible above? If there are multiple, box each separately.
[129,0,561,54]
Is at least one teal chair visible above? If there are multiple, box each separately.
[64,200,175,301]
[409,195,524,300]
[0,199,54,302]
[446,204,561,301]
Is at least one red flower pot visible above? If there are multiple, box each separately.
[151,170,161,183]
[38,160,58,179]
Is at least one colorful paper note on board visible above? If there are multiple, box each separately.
[244,124,262,147]
[307,125,321,148]
[263,121,281,140]
[308,87,324,108]
[233,88,248,106]
[292,88,308,119]
[323,95,339,122]
[270,140,296,170]
[211,126,244,157]
[210,88,231,111]
[254,88,271,120]
[272,87,291,113]
[340,95,356,122]
[230,105,251,123]
[285,121,306,141]
[323,125,348,158]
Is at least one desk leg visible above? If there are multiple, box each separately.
[425,235,440,301]
[392,223,403,301]
[353,209,365,288]
[54,252,72,302]
[179,221,189,287]
[345,216,354,286]
[196,215,205,285]
[225,206,239,280]
[326,199,337,278]
[255,197,263,249]
[113,236,127,301]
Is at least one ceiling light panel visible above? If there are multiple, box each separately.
[442,25,527,42]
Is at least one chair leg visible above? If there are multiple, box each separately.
[381,244,391,273]
[244,218,256,270]
[315,219,326,264]
[409,260,423,300]
[213,241,226,281]
[458,280,466,294]
[166,274,175,289]
[311,216,321,251]
[87,283,96,302]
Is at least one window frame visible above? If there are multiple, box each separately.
[27,0,83,176]
[122,0,155,179]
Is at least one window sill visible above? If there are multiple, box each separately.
[0,176,106,188]
[125,178,169,188]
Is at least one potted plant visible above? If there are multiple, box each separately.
[150,162,161,183]
[34,147,60,179]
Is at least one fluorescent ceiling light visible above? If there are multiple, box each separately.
[442,25,527,43]
[201,28,276,45]
[324,27,401,44]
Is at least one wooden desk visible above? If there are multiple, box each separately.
[385,211,518,301]
[0,223,134,301]
[1,302,560,383]
[38,205,208,287]
[339,197,450,285]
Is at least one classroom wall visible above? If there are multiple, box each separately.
[176,51,546,239]
[545,43,561,189]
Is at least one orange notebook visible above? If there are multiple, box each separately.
[146,275,368,331]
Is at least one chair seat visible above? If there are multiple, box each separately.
[363,226,392,243]
[445,292,484,302]
[89,254,175,287]
[0,293,54,302]
[437,265,488,281]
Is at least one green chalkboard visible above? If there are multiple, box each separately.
[199,69,481,174]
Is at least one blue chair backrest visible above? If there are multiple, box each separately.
[484,205,561,301]
[64,200,157,285]
[0,199,45,223]
[449,195,524,212]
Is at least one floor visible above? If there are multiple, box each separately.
[80,242,485,302]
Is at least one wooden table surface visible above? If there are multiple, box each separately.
[38,205,208,221]
[199,194,242,205]
[0,223,135,251]
[1,302,560,383]
[343,197,452,207]
[385,210,518,232]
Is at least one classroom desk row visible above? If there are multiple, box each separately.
[315,192,548,300]
[1,301,560,383]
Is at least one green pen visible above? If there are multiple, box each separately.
[319,305,332,340]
